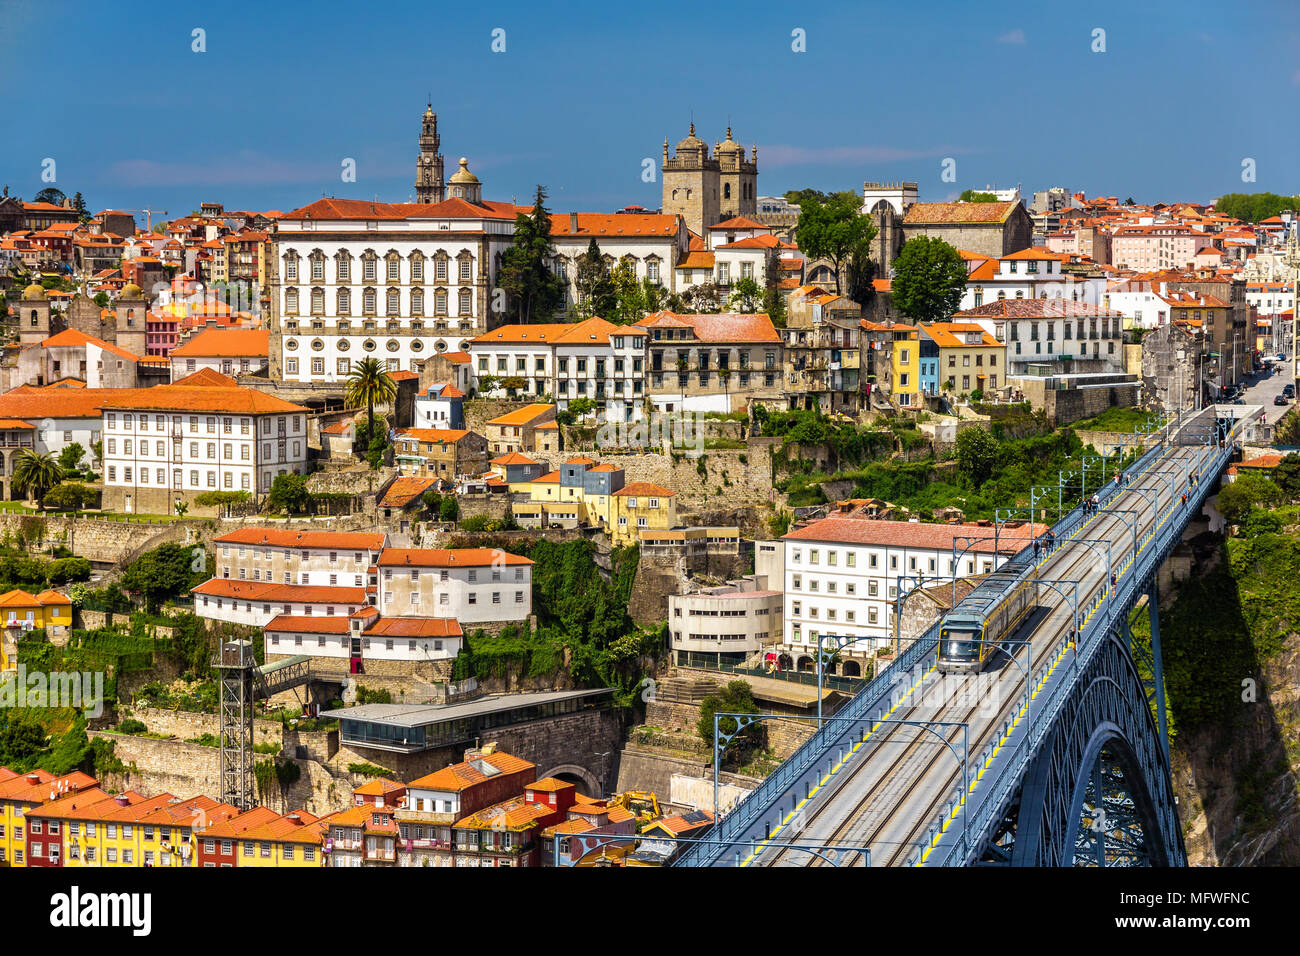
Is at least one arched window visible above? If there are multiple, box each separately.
[386,288,400,315]
[724,183,731,199]
[310,288,324,314]
[410,252,424,282]
[285,288,299,314]
[458,288,472,315]
[435,289,448,315]
[337,288,351,315]
[362,288,377,315]
[411,289,424,315]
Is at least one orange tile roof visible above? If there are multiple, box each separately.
[395,428,474,444]
[282,197,520,223]
[904,201,1020,225]
[29,328,140,362]
[213,528,386,550]
[425,382,465,398]
[376,548,533,568]
[676,250,716,269]
[192,580,367,604]
[613,481,675,497]
[264,614,350,634]
[380,476,440,507]
[486,403,556,426]
[635,310,780,343]
[366,617,462,638]
[0,419,34,430]
[548,212,679,237]
[406,751,535,791]
[492,451,539,466]
[709,216,769,230]
[0,770,97,805]
[471,319,645,348]
[169,328,269,358]
[785,517,1046,550]
[197,805,281,839]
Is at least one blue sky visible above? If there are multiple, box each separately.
[3,0,1298,225]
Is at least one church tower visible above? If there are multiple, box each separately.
[415,105,446,204]
[716,128,758,222]
[662,123,720,237]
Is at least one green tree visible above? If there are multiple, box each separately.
[844,247,877,310]
[573,237,617,319]
[891,236,967,324]
[33,187,66,206]
[795,193,878,295]
[121,541,203,612]
[267,473,310,514]
[11,449,65,507]
[1216,473,1284,524]
[567,396,597,422]
[1213,192,1300,223]
[344,357,396,445]
[501,376,526,399]
[729,276,763,313]
[610,261,665,324]
[955,427,1000,487]
[366,427,390,470]
[93,291,110,308]
[697,680,762,752]
[439,495,459,522]
[43,481,95,511]
[72,191,90,222]
[0,713,48,770]
[683,281,723,314]
[57,442,86,473]
[498,185,565,323]
[957,189,998,203]
[423,489,443,513]
[1271,454,1300,498]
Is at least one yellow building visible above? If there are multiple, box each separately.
[511,457,629,532]
[610,483,677,546]
[890,332,921,407]
[0,769,98,866]
[0,589,73,641]
[233,810,325,867]
[920,322,1006,396]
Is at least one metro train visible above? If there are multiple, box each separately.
[936,570,1039,674]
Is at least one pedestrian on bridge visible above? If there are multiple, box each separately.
[1046,530,1055,552]
[1033,539,1041,561]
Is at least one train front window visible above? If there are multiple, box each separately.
[942,630,979,661]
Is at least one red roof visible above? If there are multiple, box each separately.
[376,548,533,568]
[213,528,386,550]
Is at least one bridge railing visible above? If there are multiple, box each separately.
[944,424,1240,864]
[676,414,1224,868]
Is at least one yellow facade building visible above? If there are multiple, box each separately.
[890,331,921,407]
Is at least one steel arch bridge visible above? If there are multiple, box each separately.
[670,406,1256,869]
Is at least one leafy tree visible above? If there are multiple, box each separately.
[121,541,205,612]
[957,189,998,203]
[501,376,526,399]
[610,261,665,324]
[567,397,597,422]
[267,473,310,514]
[46,556,91,586]
[682,281,723,314]
[345,358,396,445]
[1271,453,1300,498]
[783,188,859,209]
[763,286,787,326]
[795,193,878,294]
[439,495,459,522]
[33,187,66,206]
[72,192,89,222]
[93,291,109,308]
[43,481,96,511]
[1213,192,1300,223]
[955,427,1000,487]
[12,449,65,506]
[366,428,390,470]
[1216,473,1284,524]
[194,490,251,507]
[697,680,763,752]
[498,185,565,323]
[423,489,443,512]
[0,713,48,770]
[476,374,498,396]
[573,237,617,319]
[729,276,763,313]
[174,501,188,517]
[891,236,967,324]
[91,440,103,464]
[844,247,877,310]
[57,442,86,472]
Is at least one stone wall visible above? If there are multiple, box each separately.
[465,399,537,436]
[0,513,205,566]
[455,494,511,523]
[304,465,396,498]
[614,744,761,811]
[1038,382,1139,427]
[585,445,776,514]
[122,706,281,746]
[629,553,685,628]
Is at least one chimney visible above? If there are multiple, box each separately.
[115,794,129,807]
[569,212,579,234]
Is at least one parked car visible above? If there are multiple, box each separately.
[1275,395,1289,406]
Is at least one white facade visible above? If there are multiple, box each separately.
[960,256,1107,311]
[169,353,268,382]
[265,623,460,664]
[273,200,519,383]
[374,561,532,625]
[194,583,367,628]
[101,407,310,502]
[30,416,101,462]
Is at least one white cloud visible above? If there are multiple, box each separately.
[998,29,1026,45]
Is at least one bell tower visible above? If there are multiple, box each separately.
[415,105,446,204]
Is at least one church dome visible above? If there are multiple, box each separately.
[675,123,707,152]
[448,157,479,185]
[21,283,47,300]
[717,127,742,154]
[120,282,144,298]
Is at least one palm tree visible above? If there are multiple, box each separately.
[345,358,397,445]
[12,450,64,508]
